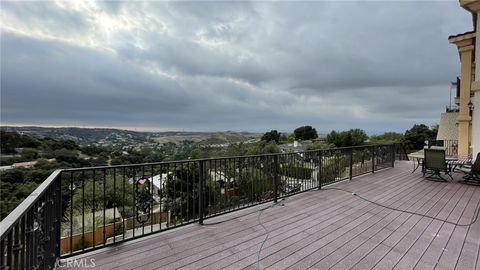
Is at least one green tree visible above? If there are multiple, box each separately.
[70,172,134,217]
[219,141,280,157]
[349,129,368,146]
[0,131,41,153]
[247,141,280,155]
[164,164,214,220]
[81,145,104,156]
[306,141,332,150]
[402,124,437,151]
[369,132,404,143]
[326,129,368,147]
[0,170,25,183]
[89,154,109,167]
[54,148,81,164]
[293,126,318,140]
[21,148,38,160]
[279,133,295,144]
[261,130,281,143]
[189,149,209,159]
[431,124,439,135]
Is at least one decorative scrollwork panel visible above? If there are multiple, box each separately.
[135,177,152,224]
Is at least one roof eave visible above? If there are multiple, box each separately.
[460,0,480,13]
[448,31,476,46]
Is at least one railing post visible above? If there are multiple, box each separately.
[54,173,62,260]
[6,231,12,269]
[349,149,353,180]
[0,238,4,269]
[198,160,205,225]
[13,223,20,269]
[47,187,55,268]
[391,144,395,168]
[273,155,279,203]
[371,145,376,173]
[318,151,323,190]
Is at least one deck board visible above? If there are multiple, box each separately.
[311,177,450,270]
[268,175,435,269]
[232,170,425,270]
[372,183,468,270]
[61,161,480,270]
[415,186,480,270]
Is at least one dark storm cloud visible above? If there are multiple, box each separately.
[1,34,192,121]
[0,33,287,130]
[0,1,472,133]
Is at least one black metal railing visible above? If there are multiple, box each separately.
[427,140,458,156]
[393,143,409,161]
[0,170,62,270]
[0,143,401,269]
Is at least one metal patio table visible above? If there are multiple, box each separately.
[408,151,469,173]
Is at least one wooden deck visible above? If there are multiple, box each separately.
[61,161,480,270]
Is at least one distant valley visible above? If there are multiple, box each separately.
[0,126,262,146]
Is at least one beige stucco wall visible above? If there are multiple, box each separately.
[455,2,479,158]
[458,43,474,156]
[475,12,480,158]
[437,112,459,141]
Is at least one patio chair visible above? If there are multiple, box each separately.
[458,152,480,185]
[428,140,444,148]
[423,149,452,181]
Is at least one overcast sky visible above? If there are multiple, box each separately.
[0,1,472,134]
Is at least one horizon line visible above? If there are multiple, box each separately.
[0,123,264,134]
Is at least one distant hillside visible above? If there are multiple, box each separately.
[151,131,261,144]
[1,126,146,142]
[1,126,261,145]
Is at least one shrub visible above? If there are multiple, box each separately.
[73,236,91,251]
[280,165,314,180]
[114,222,124,236]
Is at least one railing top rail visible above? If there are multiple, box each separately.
[0,169,62,237]
[61,143,397,172]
